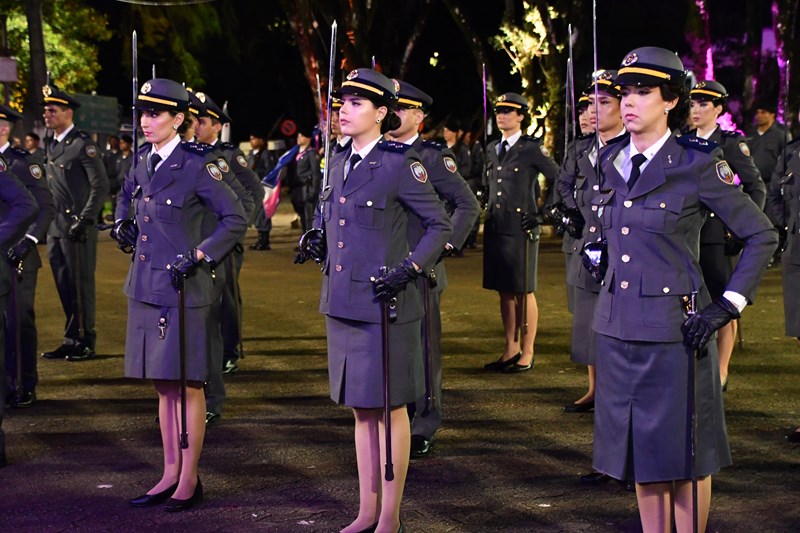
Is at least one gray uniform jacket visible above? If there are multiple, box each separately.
[687,128,765,244]
[0,159,39,297]
[2,146,55,271]
[593,133,778,343]
[484,135,559,234]
[748,123,792,185]
[768,139,800,265]
[220,142,265,224]
[556,136,597,257]
[45,128,108,235]
[115,142,247,308]
[407,138,479,293]
[316,140,452,324]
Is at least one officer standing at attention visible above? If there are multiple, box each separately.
[386,80,480,458]
[555,72,626,414]
[688,80,766,391]
[0,104,55,407]
[296,68,451,533]
[40,84,109,361]
[0,153,39,466]
[747,100,792,188]
[767,135,800,442]
[295,125,322,235]
[591,47,777,532]
[112,78,246,510]
[188,90,255,423]
[443,118,471,178]
[481,92,559,373]
[247,130,273,251]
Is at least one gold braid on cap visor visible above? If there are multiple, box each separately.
[137,95,179,107]
[617,66,672,80]
[341,80,385,97]
[495,102,523,109]
[397,97,423,108]
[691,89,724,98]
[43,97,70,105]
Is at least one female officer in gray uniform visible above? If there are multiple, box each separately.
[112,79,246,511]
[482,92,559,373]
[687,80,766,391]
[767,136,800,442]
[297,68,451,533]
[591,48,777,531]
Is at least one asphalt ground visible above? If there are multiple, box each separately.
[2,202,799,532]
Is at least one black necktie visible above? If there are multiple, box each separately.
[498,140,509,161]
[628,153,647,190]
[346,153,362,178]
[149,153,162,177]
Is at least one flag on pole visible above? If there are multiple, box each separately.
[261,144,299,219]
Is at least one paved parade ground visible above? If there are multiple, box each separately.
[2,206,800,532]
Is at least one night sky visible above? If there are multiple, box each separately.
[83,0,769,143]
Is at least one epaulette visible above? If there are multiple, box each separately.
[220,141,237,151]
[136,144,152,157]
[520,135,541,143]
[606,132,629,146]
[576,132,594,141]
[76,130,92,140]
[378,140,412,153]
[676,134,718,153]
[421,139,445,151]
[8,145,30,158]
[181,141,214,155]
[720,129,745,139]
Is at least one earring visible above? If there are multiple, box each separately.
[376,118,381,124]
[173,124,179,130]
[664,107,670,114]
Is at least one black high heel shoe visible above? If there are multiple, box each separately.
[484,352,521,371]
[353,523,378,533]
[129,481,179,507]
[164,477,203,512]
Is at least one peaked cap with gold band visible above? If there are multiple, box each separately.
[577,94,590,110]
[0,104,23,122]
[394,80,433,112]
[41,84,81,109]
[494,92,528,113]
[135,78,189,113]
[195,92,231,124]
[332,68,399,108]
[186,88,208,117]
[584,69,621,99]
[690,80,728,102]
[616,47,686,87]
[331,98,343,110]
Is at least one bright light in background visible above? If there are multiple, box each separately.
[429,51,439,68]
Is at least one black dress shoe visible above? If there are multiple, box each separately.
[222,360,239,374]
[563,400,594,413]
[41,344,75,359]
[205,412,220,425]
[722,377,728,392]
[14,391,36,408]
[164,477,203,512]
[129,482,178,507]
[410,435,434,458]
[484,352,521,371]
[66,346,96,362]
[580,471,611,484]
[351,523,378,533]
[502,359,534,373]
[786,430,800,443]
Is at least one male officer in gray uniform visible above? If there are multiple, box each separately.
[387,80,480,458]
[41,84,109,361]
[0,104,55,406]
[0,154,40,466]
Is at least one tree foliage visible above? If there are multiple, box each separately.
[1,0,111,111]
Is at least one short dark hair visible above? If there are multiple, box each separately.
[25,132,40,142]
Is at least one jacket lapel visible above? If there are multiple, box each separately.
[627,136,679,199]
[598,142,628,192]
[144,148,181,196]
[342,144,382,196]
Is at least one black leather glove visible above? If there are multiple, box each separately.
[372,257,419,302]
[581,240,608,283]
[110,219,138,253]
[541,203,565,236]
[437,245,459,263]
[170,249,201,290]
[723,232,744,256]
[294,228,326,264]
[68,216,94,242]
[520,211,540,232]
[778,226,788,252]
[476,186,489,209]
[562,207,585,239]
[681,297,741,353]
[8,236,35,266]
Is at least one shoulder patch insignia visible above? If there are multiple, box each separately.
[237,154,248,167]
[443,155,457,173]
[207,163,223,181]
[410,161,428,183]
[30,164,43,180]
[540,145,550,157]
[85,145,97,158]
[216,157,230,173]
[738,142,751,157]
[716,161,735,185]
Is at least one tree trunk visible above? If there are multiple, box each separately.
[24,0,46,133]
[279,0,323,121]
[774,0,799,129]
